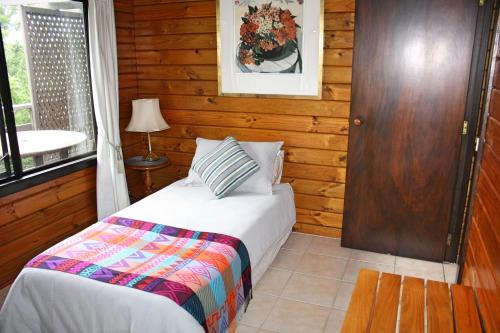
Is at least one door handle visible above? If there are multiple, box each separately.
[353,117,364,126]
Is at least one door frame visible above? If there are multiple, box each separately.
[445,0,497,262]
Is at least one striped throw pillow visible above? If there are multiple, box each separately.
[191,136,260,199]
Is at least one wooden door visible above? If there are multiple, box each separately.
[342,0,479,261]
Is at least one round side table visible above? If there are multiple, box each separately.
[124,156,170,197]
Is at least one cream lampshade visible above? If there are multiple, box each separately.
[125,98,169,161]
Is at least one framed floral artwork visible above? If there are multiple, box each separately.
[217,0,324,98]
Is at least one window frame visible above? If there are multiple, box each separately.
[0,0,97,196]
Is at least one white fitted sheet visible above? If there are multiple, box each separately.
[0,180,296,333]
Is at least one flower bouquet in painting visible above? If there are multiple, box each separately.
[218,0,322,96]
[236,1,303,73]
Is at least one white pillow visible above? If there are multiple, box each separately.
[273,150,285,184]
[187,137,283,195]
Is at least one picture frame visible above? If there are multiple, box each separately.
[216,0,324,99]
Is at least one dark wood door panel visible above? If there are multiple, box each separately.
[342,0,478,261]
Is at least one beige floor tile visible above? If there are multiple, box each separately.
[395,257,443,273]
[262,298,330,333]
[307,237,351,259]
[271,249,302,271]
[282,233,313,254]
[240,292,278,328]
[333,281,355,310]
[259,330,278,333]
[395,257,446,281]
[255,268,292,296]
[443,263,458,284]
[350,249,395,266]
[323,309,346,333]
[396,267,445,282]
[295,253,347,279]
[237,324,260,333]
[281,272,341,307]
[342,259,394,283]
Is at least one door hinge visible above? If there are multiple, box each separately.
[475,137,480,152]
[447,233,452,246]
[479,0,485,6]
[462,121,469,135]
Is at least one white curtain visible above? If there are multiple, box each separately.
[88,0,130,219]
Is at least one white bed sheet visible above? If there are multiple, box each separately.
[0,180,296,333]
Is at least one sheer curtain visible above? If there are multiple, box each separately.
[88,0,130,219]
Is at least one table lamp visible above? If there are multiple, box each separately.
[125,98,169,162]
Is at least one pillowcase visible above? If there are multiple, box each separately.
[273,150,285,184]
[191,137,260,198]
[187,137,284,195]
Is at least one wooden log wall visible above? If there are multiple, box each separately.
[0,168,97,288]
[121,0,356,237]
[115,0,144,198]
[461,28,500,333]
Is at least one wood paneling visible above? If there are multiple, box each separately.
[462,32,500,333]
[123,0,355,236]
[115,0,143,198]
[0,168,97,288]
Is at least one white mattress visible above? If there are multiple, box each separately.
[0,180,296,333]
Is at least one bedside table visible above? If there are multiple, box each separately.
[124,156,170,197]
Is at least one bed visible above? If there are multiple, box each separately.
[0,179,295,333]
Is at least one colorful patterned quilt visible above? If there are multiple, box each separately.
[25,216,252,333]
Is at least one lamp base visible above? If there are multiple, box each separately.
[142,151,160,162]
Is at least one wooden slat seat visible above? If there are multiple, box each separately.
[451,285,482,333]
[341,269,485,333]
[427,281,453,333]
[369,273,401,333]
[400,276,425,333]
[341,269,379,333]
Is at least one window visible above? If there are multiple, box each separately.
[0,0,95,185]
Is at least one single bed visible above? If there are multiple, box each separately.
[0,179,295,333]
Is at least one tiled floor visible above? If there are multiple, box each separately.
[238,232,458,333]
[0,233,459,333]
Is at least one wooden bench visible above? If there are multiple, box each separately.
[341,269,483,333]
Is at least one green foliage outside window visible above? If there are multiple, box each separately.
[0,5,32,125]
